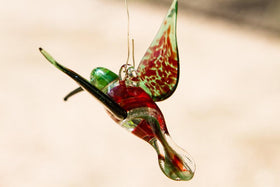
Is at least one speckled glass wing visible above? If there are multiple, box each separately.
[137,0,179,102]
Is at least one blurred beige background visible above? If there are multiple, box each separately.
[1,0,280,186]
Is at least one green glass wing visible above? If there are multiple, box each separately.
[137,0,179,102]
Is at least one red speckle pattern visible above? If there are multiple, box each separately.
[137,16,179,102]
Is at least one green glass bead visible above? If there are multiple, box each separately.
[90,67,118,91]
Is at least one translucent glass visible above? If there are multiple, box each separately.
[120,107,195,181]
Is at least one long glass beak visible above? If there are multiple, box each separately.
[39,48,127,120]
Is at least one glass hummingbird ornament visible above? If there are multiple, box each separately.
[39,0,195,181]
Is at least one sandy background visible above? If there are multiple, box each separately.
[1,0,280,186]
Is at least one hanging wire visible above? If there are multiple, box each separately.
[132,39,135,68]
[125,0,130,76]
[122,0,137,80]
